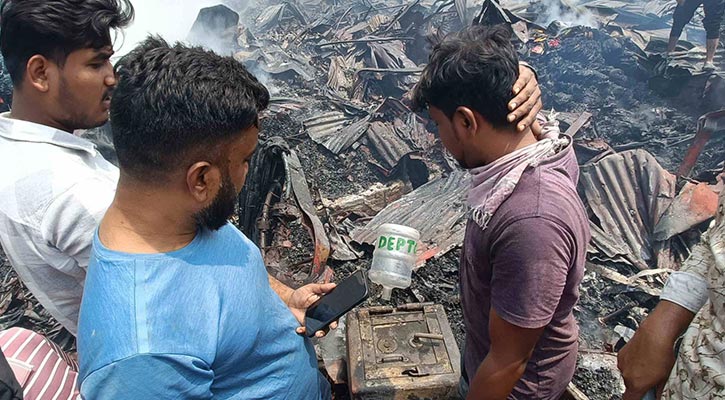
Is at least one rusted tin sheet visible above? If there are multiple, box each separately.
[654,182,719,240]
[580,149,677,270]
[347,303,460,400]
[283,151,331,282]
[350,170,469,265]
[677,109,725,177]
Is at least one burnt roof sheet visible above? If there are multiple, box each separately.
[351,170,469,263]
[580,149,678,270]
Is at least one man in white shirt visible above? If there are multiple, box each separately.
[0,0,134,335]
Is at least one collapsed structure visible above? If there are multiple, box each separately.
[0,0,723,398]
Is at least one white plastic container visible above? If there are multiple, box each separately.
[369,224,420,300]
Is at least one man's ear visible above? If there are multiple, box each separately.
[452,106,478,142]
[26,55,53,93]
[187,162,221,204]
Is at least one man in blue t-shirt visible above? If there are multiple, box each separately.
[78,37,334,399]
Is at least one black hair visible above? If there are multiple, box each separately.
[412,25,519,130]
[110,36,270,181]
[0,0,134,86]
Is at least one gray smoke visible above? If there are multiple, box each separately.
[534,0,599,28]
[116,0,237,57]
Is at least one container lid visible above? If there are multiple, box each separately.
[378,224,421,240]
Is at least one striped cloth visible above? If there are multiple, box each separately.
[0,328,79,400]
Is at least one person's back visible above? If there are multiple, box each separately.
[77,36,331,399]
[412,25,589,399]
[0,0,134,335]
[79,224,328,399]
[0,116,118,334]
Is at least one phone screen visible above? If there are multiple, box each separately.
[305,270,369,336]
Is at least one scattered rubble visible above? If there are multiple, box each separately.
[0,56,10,113]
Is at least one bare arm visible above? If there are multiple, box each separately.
[618,229,714,399]
[618,300,695,400]
[268,274,337,336]
[466,308,545,400]
[268,274,294,305]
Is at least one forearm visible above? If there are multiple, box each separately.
[641,300,695,344]
[268,274,293,305]
[618,299,695,398]
[467,355,527,400]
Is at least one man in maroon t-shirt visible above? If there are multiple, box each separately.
[412,25,590,399]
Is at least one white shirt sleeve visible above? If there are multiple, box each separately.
[660,241,712,314]
[660,271,709,314]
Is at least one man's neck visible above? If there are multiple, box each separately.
[480,127,537,165]
[8,93,74,133]
[99,178,198,254]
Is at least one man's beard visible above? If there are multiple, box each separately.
[193,174,238,231]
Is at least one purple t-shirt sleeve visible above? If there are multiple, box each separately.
[490,217,574,329]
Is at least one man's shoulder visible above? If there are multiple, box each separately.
[206,223,259,254]
[491,163,587,239]
[495,170,573,215]
[0,122,118,178]
[0,134,117,213]
[1,141,115,212]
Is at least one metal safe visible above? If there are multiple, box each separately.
[347,303,461,400]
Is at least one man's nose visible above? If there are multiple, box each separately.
[105,72,117,87]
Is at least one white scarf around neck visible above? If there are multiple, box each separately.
[468,112,569,230]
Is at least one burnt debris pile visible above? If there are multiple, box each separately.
[0,0,724,398]
[525,27,720,178]
[0,56,11,113]
[229,1,724,398]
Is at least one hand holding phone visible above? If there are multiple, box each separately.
[304,270,370,337]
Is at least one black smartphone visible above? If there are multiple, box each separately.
[304,270,369,337]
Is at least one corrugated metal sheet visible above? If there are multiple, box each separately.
[580,149,678,270]
[580,0,677,25]
[364,97,427,172]
[327,56,351,92]
[256,4,286,30]
[256,3,308,31]
[455,0,468,23]
[365,120,415,172]
[284,151,331,282]
[304,112,351,142]
[304,113,370,154]
[368,41,417,69]
[304,98,427,159]
[351,170,469,265]
[399,112,436,150]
